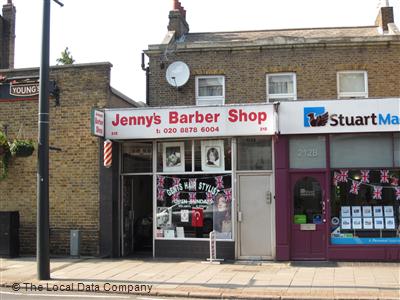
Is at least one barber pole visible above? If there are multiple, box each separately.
[104,140,112,168]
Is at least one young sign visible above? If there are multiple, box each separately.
[104,104,276,139]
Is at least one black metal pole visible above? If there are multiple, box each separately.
[37,0,51,280]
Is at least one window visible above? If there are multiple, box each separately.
[122,142,152,173]
[337,71,368,98]
[237,136,272,170]
[289,136,326,169]
[156,138,233,240]
[330,133,393,168]
[330,169,400,245]
[196,76,225,106]
[266,73,296,102]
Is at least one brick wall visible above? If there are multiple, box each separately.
[0,63,112,255]
[147,44,400,106]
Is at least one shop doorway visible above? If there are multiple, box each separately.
[238,174,273,259]
[120,175,153,257]
[290,173,326,260]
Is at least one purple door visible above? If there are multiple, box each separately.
[290,173,327,260]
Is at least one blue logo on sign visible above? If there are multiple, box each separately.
[304,107,328,127]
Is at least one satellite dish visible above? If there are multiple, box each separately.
[166,61,190,87]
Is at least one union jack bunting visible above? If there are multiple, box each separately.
[157,188,164,201]
[206,192,214,204]
[360,170,370,183]
[224,188,232,202]
[349,180,361,195]
[372,186,383,200]
[172,177,181,186]
[332,172,339,186]
[172,192,180,201]
[395,187,400,201]
[380,170,390,183]
[391,176,399,187]
[189,192,197,204]
[337,170,348,183]
[215,176,224,189]
[189,178,197,191]
[157,175,165,188]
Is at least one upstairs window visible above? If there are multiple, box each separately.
[196,76,225,106]
[337,71,368,98]
[266,73,297,102]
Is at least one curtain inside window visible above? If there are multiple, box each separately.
[268,75,294,94]
[339,73,365,93]
[198,78,223,97]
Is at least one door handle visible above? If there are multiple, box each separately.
[266,191,272,204]
[238,211,243,222]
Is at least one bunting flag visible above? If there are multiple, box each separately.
[157,188,165,201]
[360,170,370,183]
[332,172,339,186]
[172,192,180,201]
[172,177,181,186]
[373,186,383,200]
[395,187,400,201]
[189,192,197,204]
[380,170,390,183]
[337,170,349,183]
[189,178,197,191]
[391,176,399,187]
[157,175,165,188]
[215,176,224,189]
[350,180,361,195]
[224,188,232,202]
[206,192,214,204]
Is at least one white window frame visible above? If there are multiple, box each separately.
[266,72,297,102]
[195,75,225,106]
[337,71,368,99]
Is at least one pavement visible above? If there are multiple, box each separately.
[0,257,399,300]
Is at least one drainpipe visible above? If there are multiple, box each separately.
[141,52,149,105]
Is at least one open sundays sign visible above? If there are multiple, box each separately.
[104,104,276,139]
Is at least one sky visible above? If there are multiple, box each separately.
[8,0,400,103]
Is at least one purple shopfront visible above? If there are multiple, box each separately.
[275,98,400,261]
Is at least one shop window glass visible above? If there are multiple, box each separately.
[156,174,233,240]
[330,169,400,245]
[289,136,326,169]
[237,137,272,170]
[194,139,231,172]
[122,142,152,173]
[293,177,323,224]
[330,133,393,168]
[157,140,192,173]
[395,133,400,167]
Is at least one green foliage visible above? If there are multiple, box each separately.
[56,47,75,65]
[0,131,11,180]
[10,139,35,157]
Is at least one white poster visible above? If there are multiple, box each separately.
[363,218,373,229]
[352,218,362,229]
[384,206,394,217]
[180,210,189,222]
[362,206,372,217]
[105,104,276,139]
[341,218,351,229]
[341,206,351,218]
[373,206,383,217]
[374,218,384,229]
[385,218,395,229]
[352,206,362,218]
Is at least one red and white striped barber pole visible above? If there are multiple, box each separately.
[103,140,112,168]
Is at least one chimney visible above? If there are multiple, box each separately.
[375,2,394,32]
[1,0,16,69]
[168,0,189,40]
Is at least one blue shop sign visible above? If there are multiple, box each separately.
[331,237,400,245]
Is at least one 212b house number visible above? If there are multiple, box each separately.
[297,148,318,157]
